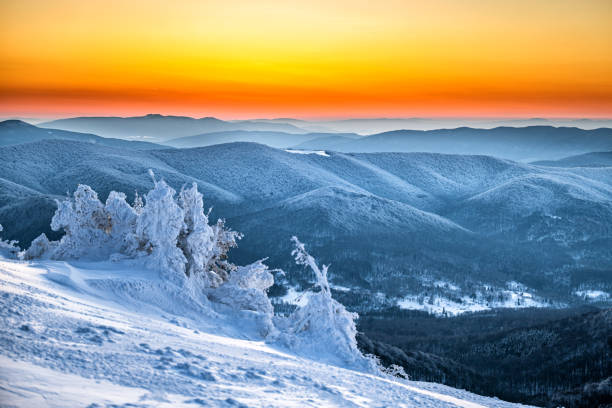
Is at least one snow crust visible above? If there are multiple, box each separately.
[0,258,531,408]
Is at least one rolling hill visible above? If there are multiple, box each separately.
[533,151,612,167]
[297,126,612,162]
[0,120,164,149]
[165,130,361,149]
[40,114,310,142]
[0,140,610,311]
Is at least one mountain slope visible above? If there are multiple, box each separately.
[358,306,612,408]
[0,258,529,408]
[533,151,612,168]
[1,140,611,310]
[290,134,362,150]
[0,119,163,149]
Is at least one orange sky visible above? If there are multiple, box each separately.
[1,0,611,119]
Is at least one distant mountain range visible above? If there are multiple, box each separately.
[1,139,610,312]
[299,117,612,134]
[16,115,612,162]
[39,114,309,142]
[22,115,612,137]
[164,130,361,149]
[231,117,612,134]
[0,120,163,150]
[295,126,612,162]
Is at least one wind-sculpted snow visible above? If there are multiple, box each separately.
[0,259,531,407]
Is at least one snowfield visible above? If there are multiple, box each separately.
[0,258,530,408]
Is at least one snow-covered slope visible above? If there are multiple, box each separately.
[0,258,529,408]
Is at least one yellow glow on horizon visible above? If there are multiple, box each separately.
[1,0,611,118]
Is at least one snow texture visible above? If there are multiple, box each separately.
[0,258,532,408]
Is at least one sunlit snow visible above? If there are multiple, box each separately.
[284,149,330,157]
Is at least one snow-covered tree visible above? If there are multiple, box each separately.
[209,219,242,282]
[132,191,144,215]
[50,185,111,259]
[105,191,139,256]
[135,175,187,281]
[210,259,274,312]
[178,183,218,285]
[25,171,244,288]
[279,237,369,367]
[0,224,20,259]
[23,233,54,260]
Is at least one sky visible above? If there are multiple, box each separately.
[1,0,611,119]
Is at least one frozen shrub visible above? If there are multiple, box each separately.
[210,259,275,314]
[19,173,372,354]
[50,185,111,259]
[208,259,276,336]
[23,233,55,260]
[381,364,409,380]
[209,219,242,283]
